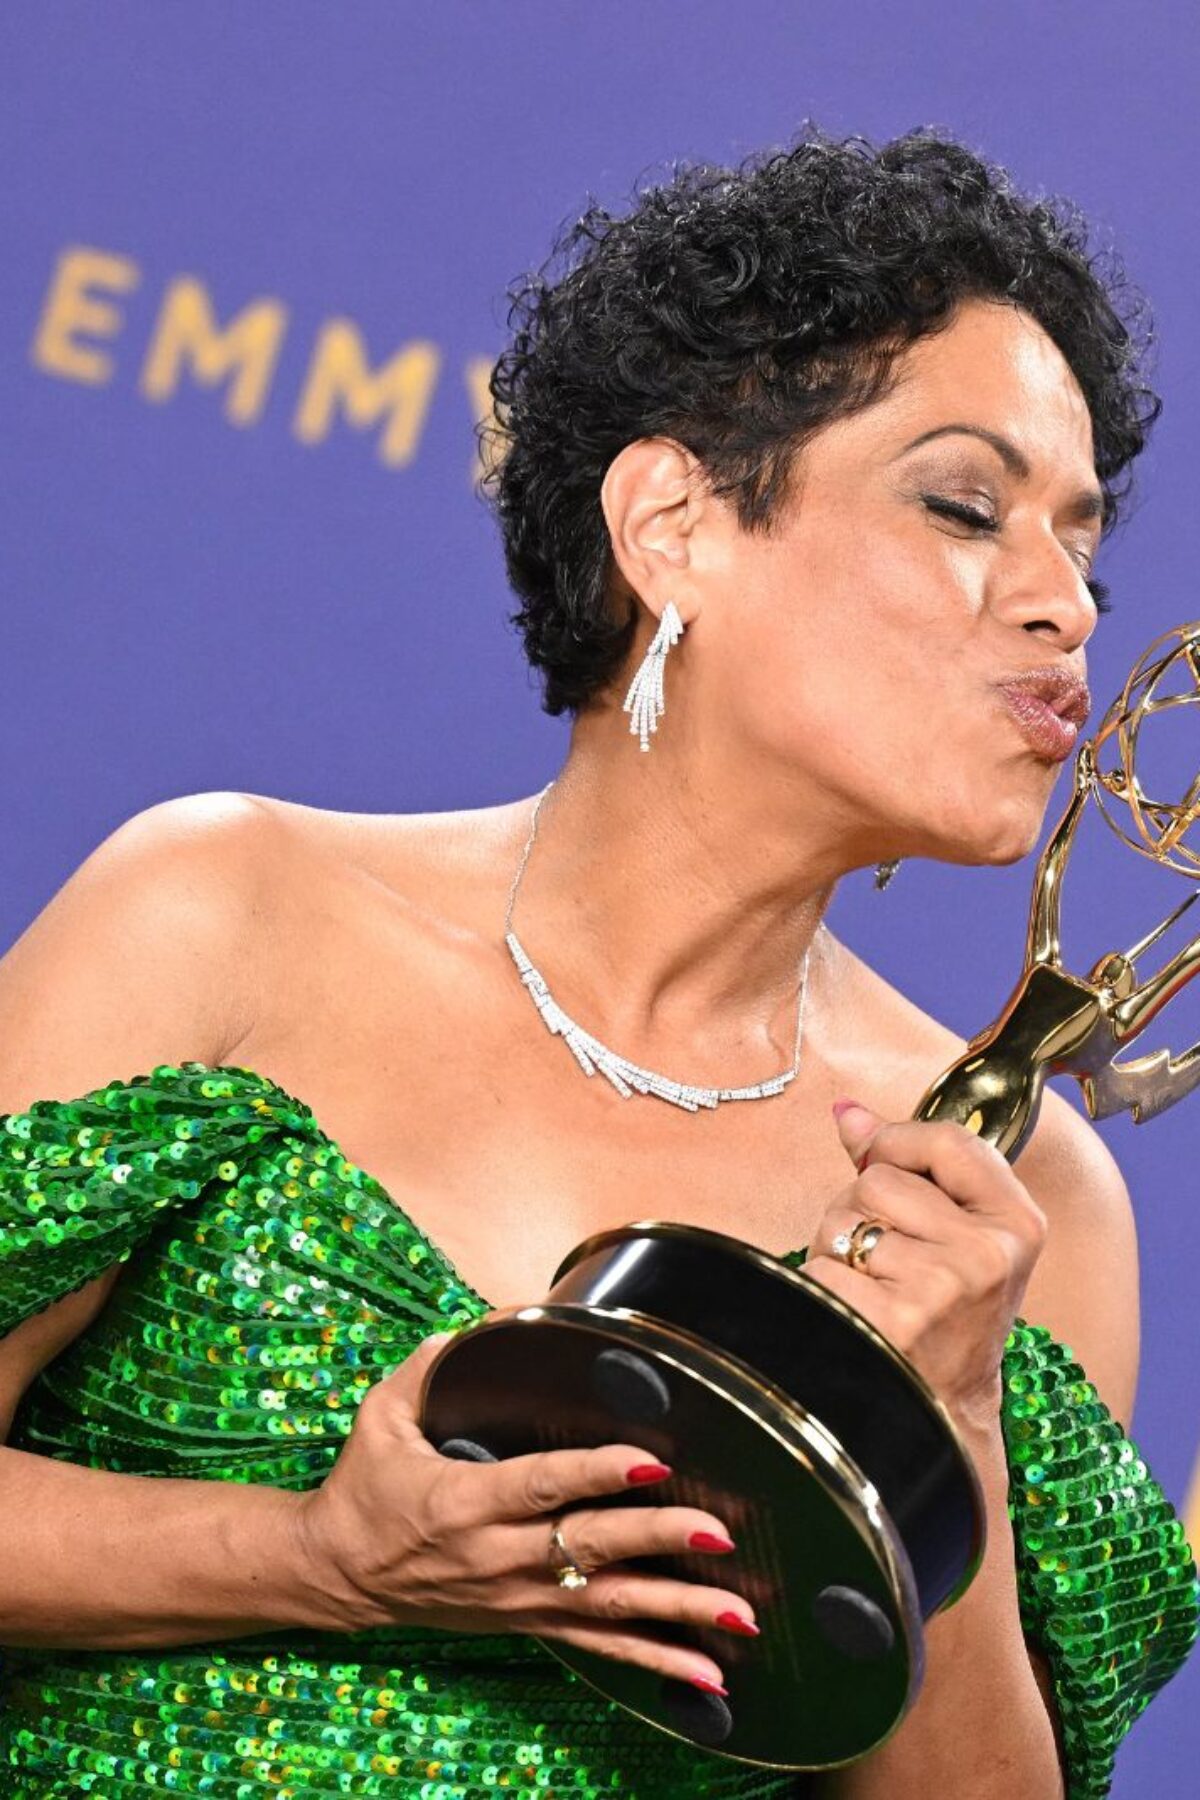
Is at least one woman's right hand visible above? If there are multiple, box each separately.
[290,1333,756,1693]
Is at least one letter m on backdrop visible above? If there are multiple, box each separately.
[140,277,287,426]
[294,319,440,467]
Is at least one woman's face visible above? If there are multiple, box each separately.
[686,297,1105,869]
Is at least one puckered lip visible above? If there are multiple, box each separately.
[994,664,1092,729]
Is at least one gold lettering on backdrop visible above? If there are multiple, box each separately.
[30,246,141,384]
[294,320,439,466]
[139,278,288,424]
[27,245,524,476]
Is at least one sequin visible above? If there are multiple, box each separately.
[0,1062,1195,1798]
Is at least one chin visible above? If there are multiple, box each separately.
[966,754,1064,860]
[982,832,1041,867]
[921,793,1048,868]
[975,805,1048,866]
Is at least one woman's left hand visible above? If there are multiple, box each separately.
[801,1100,1049,1435]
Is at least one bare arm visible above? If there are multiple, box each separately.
[0,792,335,1649]
[0,1447,328,1648]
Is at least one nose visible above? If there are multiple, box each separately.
[992,530,1098,654]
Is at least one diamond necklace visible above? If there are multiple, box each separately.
[503,782,814,1113]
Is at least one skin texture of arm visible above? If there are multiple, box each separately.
[814,1087,1139,1799]
[0,1450,330,1648]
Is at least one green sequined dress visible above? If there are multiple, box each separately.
[0,1063,1195,1798]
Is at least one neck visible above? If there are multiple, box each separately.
[506,706,869,1079]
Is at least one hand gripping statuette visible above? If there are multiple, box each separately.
[421,621,1200,1780]
[916,620,1200,1152]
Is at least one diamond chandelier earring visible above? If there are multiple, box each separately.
[874,860,902,891]
[623,601,684,751]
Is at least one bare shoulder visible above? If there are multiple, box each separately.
[1012,1083,1140,1424]
[242,791,536,992]
[224,791,538,1056]
[247,790,528,905]
[830,936,1139,1422]
[0,790,290,1111]
[0,790,302,1413]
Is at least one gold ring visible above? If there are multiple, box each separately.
[547,1520,590,1590]
[848,1217,888,1273]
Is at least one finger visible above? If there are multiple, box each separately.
[820,1162,967,1247]
[799,1245,1005,1360]
[831,1097,887,1169]
[810,1207,907,1284]
[807,1217,961,1290]
[844,1114,1040,1229]
[566,1567,760,1641]
[524,1613,729,1689]
[456,1442,677,1527]
[500,1501,738,1578]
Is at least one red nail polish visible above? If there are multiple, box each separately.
[715,1610,760,1636]
[689,1674,729,1696]
[626,1462,673,1485]
[856,1152,871,1173]
[689,1530,736,1553]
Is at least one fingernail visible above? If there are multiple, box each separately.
[626,1462,673,1485]
[856,1152,871,1173]
[832,1097,868,1121]
[689,1674,728,1696]
[715,1610,760,1637]
[689,1530,736,1553]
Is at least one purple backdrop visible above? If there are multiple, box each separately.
[2,4,1197,1787]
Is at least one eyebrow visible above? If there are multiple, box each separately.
[898,423,1105,523]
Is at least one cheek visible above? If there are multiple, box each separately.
[733,586,960,759]
[718,606,933,788]
[713,520,994,775]
[764,515,975,670]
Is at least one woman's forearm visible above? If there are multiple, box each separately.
[0,1445,345,1650]
[818,1417,1065,1799]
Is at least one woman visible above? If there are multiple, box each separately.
[0,128,1195,1799]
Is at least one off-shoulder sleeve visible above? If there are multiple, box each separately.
[1002,1318,1199,1798]
[0,1061,314,1336]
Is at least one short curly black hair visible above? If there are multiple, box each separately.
[480,125,1160,717]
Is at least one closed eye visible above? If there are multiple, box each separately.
[921,497,1111,614]
[922,496,998,532]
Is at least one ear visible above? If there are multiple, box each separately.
[599,437,708,627]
